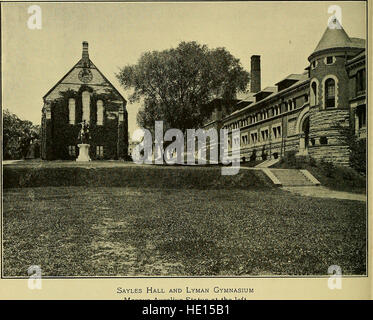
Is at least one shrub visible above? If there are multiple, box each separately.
[350,138,366,175]
[261,146,267,161]
[320,158,335,178]
[309,156,317,167]
[283,150,297,167]
[250,149,257,162]
[333,122,366,174]
[3,164,275,190]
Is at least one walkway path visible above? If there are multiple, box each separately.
[2,160,24,165]
[282,186,366,202]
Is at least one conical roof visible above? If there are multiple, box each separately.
[311,18,365,59]
[313,18,352,53]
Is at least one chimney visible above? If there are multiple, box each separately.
[82,41,89,61]
[250,55,261,93]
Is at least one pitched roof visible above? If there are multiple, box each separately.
[346,49,366,65]
[312,19,365,54]
[275,74,304,85]
[43,43,126,103]
[226,73,309,119]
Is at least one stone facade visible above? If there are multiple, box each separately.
[202,19,366,167]
[41,42,128,160]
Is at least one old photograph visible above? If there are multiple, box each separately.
[1,0,367,283]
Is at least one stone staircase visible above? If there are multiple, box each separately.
[262,168,321,187]
[255,157,281,168]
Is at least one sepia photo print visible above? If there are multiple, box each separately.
[1,0,370,300]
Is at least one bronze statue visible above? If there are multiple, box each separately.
[78,120,91,144]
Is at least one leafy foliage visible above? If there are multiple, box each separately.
[116,41,250,133]
[49,87,127,160]
[333,121,366,174]
[3,109,40,159]
[275,152,366,194]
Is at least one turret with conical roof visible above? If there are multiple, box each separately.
[309,18,365,61]
[306,18,365,166]
[308,18,365,110]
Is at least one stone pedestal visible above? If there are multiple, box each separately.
[76,144,91,162]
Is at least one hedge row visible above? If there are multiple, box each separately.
[3,165,274,189]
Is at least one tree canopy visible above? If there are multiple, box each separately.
[116,41,250,133]
[3,109,40,159]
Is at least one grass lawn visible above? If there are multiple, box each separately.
[2,186,366,277]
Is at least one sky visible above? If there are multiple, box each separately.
[2,1,366,136]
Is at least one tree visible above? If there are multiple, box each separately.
[117,41,250,134]
[3,109,40,159]
[333,121,366,174]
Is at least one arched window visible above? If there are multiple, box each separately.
[68,98,75,124]
[82,91,90,123]
[325,78,336,108]
[310,81,317,106]
[97,100,104,125]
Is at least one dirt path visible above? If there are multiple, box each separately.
[282,186,366,202]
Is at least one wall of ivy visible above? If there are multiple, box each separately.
[48,85,128,160]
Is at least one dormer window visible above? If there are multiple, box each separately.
[324,56,335,65]
[311,60,318,69]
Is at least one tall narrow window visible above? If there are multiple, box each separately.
[358,107,366,129]
[97,100,104,125]
[356,69,366,95]
[96,145,104,158]
[325,78,336,108]
[82,91,90,123]
[68,145,76,156]
[68,98,75,124]
[311,82,317,106]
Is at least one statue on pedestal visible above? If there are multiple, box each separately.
[76,120,91,162]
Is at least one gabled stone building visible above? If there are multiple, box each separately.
[203,19,366,166]
[41,42,128,160]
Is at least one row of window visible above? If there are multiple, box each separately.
[309,137,328,146]
[310,77,336,108]
[229,125,282,147]
[68,145,104,157]
[68,92,105,125]
[311,56,336,69]
[223,97,304,131]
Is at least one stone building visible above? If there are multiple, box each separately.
[203,19,366,166]
[41,42,128,160]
